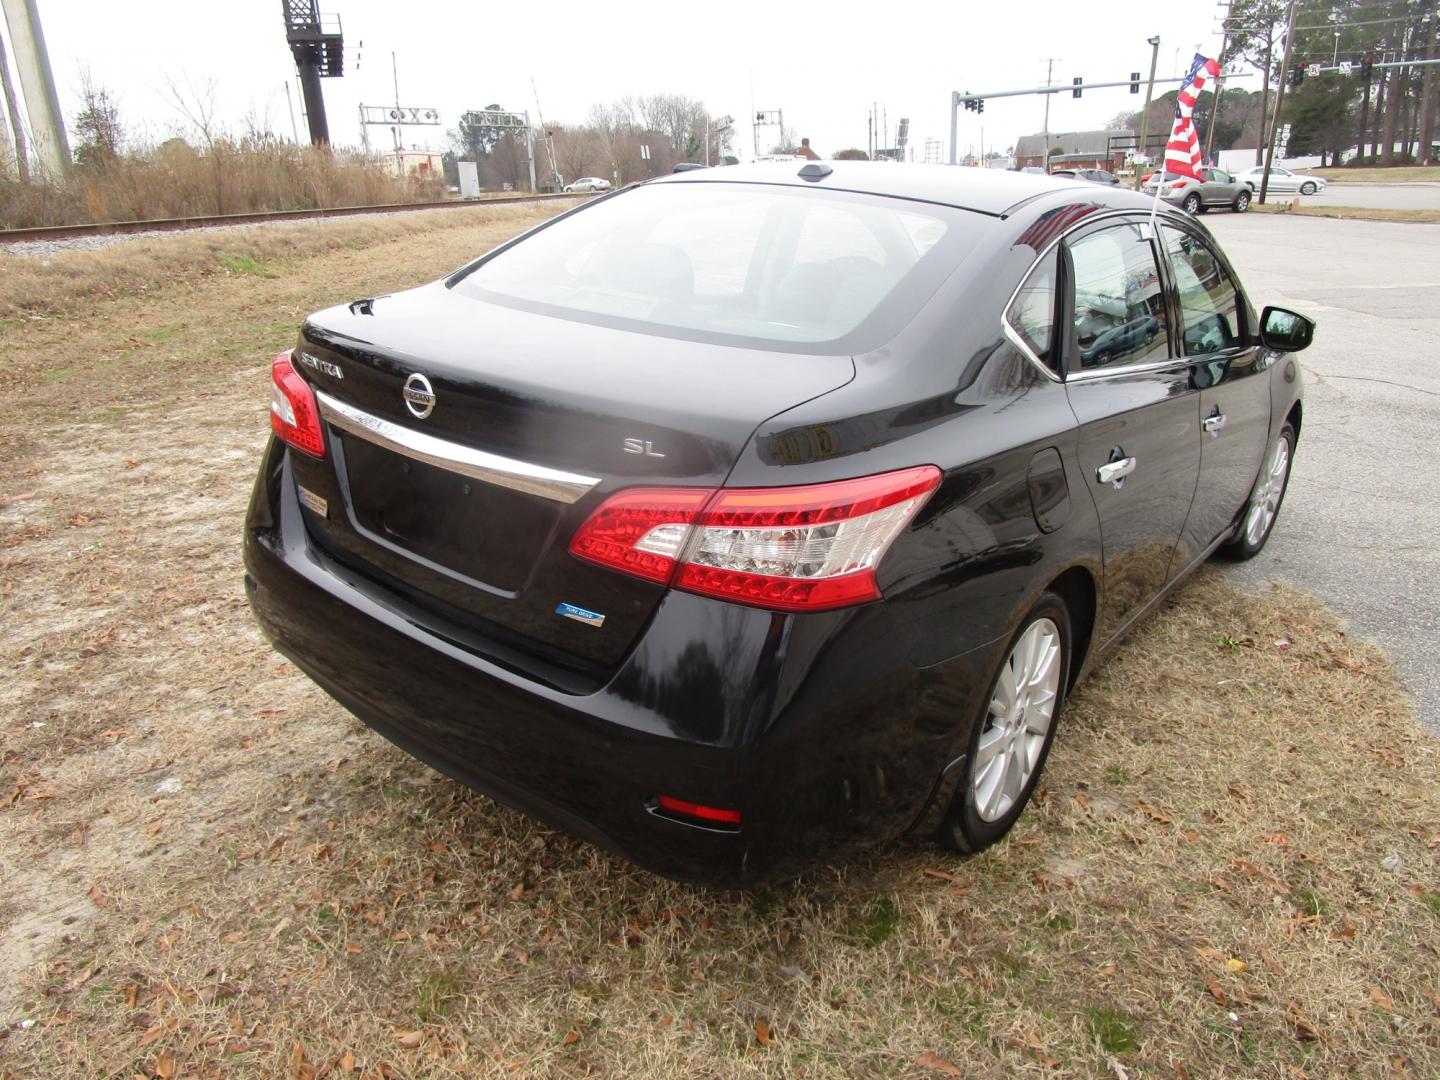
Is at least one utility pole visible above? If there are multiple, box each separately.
[1041,57,1059,167]
[1205,1,1231,166]
[1134,36,1161,190]
[1,0,70,176]
[391,51,403,171]
[1259,0,1298,204]
[285,81,300,144]
[0,25,27,182]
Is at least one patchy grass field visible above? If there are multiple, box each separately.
[1313,166,1440,183]
[1,208,1438,1079]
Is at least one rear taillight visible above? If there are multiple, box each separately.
[570,466,940,612]
[270,350,325,459]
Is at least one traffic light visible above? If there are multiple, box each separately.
[1291,64,1304,89]
[963,96,984,113]
[1361,56,1374,80]
[1130,71,1141,94]
[1073,77,1083,99]
[977,98,985,113]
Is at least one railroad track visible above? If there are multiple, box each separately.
[0,191,585,244]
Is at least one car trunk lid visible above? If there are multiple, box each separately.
[286,283,854,676]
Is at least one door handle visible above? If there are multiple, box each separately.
[1096,457,1137,486]
[1202,411,1226,435]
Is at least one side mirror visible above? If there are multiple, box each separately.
[1258,305,1315,352]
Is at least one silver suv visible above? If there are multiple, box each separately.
[1143,167,1251,214]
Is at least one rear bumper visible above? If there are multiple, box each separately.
[243,442,1001,885]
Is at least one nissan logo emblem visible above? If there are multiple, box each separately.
[402,372,435,419]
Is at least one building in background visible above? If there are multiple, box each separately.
[382,148,443,178]
[1014,130,1131,173]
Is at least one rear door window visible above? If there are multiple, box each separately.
[1065,223,1170,371]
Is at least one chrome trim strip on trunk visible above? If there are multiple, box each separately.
[315,391,601,505]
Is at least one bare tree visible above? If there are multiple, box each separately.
[553,125,600,183]
[163,75,229,213]
[73,68,125,169]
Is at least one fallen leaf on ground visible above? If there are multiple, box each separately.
[917,1050,963,1076]
[562,1029,581,1046]
[754,1017,772,1046]
[153,1049,176,1078]
[1370,987,1394,1009]
[395,1030,423,1048]
[922,868,964,885]
[1205,972,1226,1006]
[1226,958,1247,973]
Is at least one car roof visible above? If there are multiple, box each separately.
[649,161,1155,218]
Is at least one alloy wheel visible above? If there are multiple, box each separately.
[1244,435,1291,547]
[972,618,1062,822]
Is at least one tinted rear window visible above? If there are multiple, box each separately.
[449,183,979,351]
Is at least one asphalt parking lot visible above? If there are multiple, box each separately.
[1270,181,1440,210]
[1204,212,1440,734]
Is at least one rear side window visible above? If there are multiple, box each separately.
[1005,250,1058,367]
[1161,226,1242,354]
[450,183,968,350]
[1065,223,1170,370]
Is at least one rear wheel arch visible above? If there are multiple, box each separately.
[1045,566,1096,691]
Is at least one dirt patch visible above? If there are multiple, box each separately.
[1,213,1437,1078]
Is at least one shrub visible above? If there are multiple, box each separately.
[0,137,445,229]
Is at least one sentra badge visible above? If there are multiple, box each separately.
[297,351,343,379]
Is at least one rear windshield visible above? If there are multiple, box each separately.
[449,182,976,351]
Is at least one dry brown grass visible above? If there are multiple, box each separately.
[1312,166,1440,183]
[0,141,444,230]
[1,213,1437,1079]
[0,202,580,320]
[1249,201,1440,225]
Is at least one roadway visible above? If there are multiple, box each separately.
[1268,181,1440,211]
[1204,212,1440,734]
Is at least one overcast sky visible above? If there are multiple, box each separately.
[7,0,1234,162]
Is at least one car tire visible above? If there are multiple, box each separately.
[1300,181,1317,195]
[1220,422,1295,560]
[938,593,1072,855]
[1233,190,1251,213]
[1182,192,1202,214]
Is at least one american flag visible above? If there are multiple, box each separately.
[1163,54,1221,180]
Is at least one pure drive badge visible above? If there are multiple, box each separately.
[555,602,605,628]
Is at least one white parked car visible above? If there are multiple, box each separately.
[563,177,612,193]
[1238,167,1327,195]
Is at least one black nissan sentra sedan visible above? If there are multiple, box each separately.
[244,162,1313,886]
